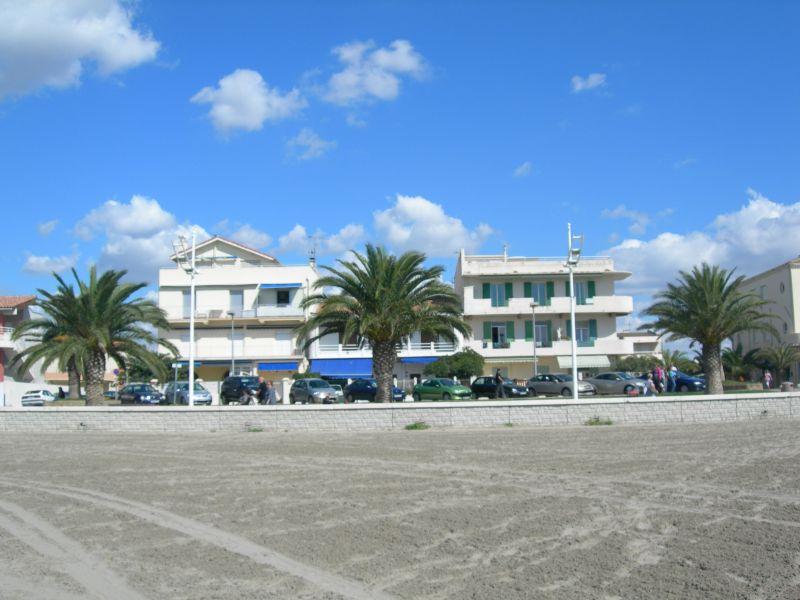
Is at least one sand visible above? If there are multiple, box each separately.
[0,419,799,599]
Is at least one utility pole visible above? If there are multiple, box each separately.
[566,223,583,402]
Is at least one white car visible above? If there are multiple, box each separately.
[21,389,56,407]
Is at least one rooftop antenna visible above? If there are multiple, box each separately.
[308,233,322,269]
[503,243,508,261]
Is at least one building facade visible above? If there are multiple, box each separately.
[737,257,800,382]
[158,236,319,383]
[454,250,660,379]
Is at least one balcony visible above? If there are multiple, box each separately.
[316,340,458,357]
[0,326,14,349]
[465,336,630,357]
[463,295,633,316]
[168,305,305,323]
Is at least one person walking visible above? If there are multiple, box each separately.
[494,369,507,398]
[763,371,773,390]
[256,377,267,404]
[265,380,277,405]
[667,365,678,393]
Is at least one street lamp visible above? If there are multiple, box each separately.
[566,223,583,402]
[227,311,235,374]
[530,301,539,378]
[173,229,198,407]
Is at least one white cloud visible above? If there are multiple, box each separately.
[277,223,365,257]
[74,195,175,240]
[601,204,651,235]
[324,39,426,105]
[229,224,271,249]
[605,189,800,297]
[513,161,533,178]
[37,219,59,236]
[373,195,493,257]
[22,252,78,274]
[0,0,159,99]
[674,157,697,169]
[288,128,336,160]
[191,69,306,134]
[571,73,606,93]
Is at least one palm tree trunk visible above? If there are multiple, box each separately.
[84,351,106,405]
[373,341,397,403]
[67,357,81,399]
[703,343,724,395]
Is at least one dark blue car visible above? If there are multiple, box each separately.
[673,371,706,392]
[343,378,406,402]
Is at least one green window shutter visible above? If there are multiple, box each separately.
[566,319,572,338]
[506,321,515,341]
[589,319,598,339]
[524,282,532,298]
[524,320,533,341]
[565,280,571,297]
[588,280,596,298]
[505,282,513,305]
[482,283,490,299]
[483,321,492,341]
[546,281,554,305]
[546,321,552,343]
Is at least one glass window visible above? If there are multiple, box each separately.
[182,290,191,318]
[530,282,547,305]
[575,320,591,342]
[574,282,588,305]
[230,289,244,315]
[489,283,506,307]
[277,289,290,305]
[491,322,507,347]
[534,322,549,346]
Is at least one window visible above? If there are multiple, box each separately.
[574,282,588,305]
[575,320,591,342]
[490,283,506,307]
[182,290,191,318]
[780,282,786,294]
[535,322,549,347]
[530,282,547,305]
[277,289,290,305]
[759,285,767,299]
[491,322,507,347]
[230,289,244,316]
[783,322,789,334]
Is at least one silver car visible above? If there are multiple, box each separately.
[164,382,213,405]
[526,374,596,397]
[586,372,647,396]
[289,378,338,404]
[20,389,56,406]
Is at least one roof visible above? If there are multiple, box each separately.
[0,295,36,309]
[170,235,279,264]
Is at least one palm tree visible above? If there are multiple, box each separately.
[722,343,760,381]
[15,267,176,405]
[298,245,470,402]
[12,275,86,398]
[660,348,690,372]
[758,344,800,384]
[642,263,776,395]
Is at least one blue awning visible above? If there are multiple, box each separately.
[259,283,302,289]
[258,362,298,371]
[310,358,373,377]
[400,356,440,364]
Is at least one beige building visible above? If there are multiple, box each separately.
[738,257,800,382]
[454,250,660,379]
[158,236,319,383]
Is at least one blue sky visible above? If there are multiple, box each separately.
[2,0,799,323]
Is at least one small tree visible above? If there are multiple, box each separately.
[424,349,484,380]
[722,343,760,381]
[758,344,800,384]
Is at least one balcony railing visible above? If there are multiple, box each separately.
[175,306,305,320]
[317,340,457,355]
[0,326,14,348]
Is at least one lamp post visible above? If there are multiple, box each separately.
[227,311,235,374]
[566,223,583,402]
[174,229,198,406]
[530,301,539,378]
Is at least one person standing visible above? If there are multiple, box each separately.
[667,365,678,393]
[763,371,773,390]
[57,386,66,399]
[256,377,267,404]
[645,373,658,396]
[494,369,507,398]
[266,380,277,405]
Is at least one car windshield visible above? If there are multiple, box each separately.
[308,380,331,388]
[176,383,207,392]
[552,375,571,382]
[238,377,259,387]
[140,385,158,393]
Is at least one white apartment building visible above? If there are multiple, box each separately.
[158,236,319,383]
[737,257,800,382]
[454,250,660,379]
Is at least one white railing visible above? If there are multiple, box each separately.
[0,326,14,346]
[317,340,457,355]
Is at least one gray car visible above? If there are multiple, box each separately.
[586,372,647,396]
[164,382,213,405]
[289,378,338,404]
[526,374,596,397]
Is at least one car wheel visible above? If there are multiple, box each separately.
[413,393,421,402]
[289,394,295,404]
[471,392,477,399]
[346,394,354,403]
[528,388,537,397]
[442,392,451,401]
[623,384,634,394]
[679,384,689,392]
[561,388,571,397]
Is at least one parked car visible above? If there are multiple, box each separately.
[118,384,165,405]
[673,371,706,393]
[343,378,405,402]
[329,384,345,403]
[586,372,647,396]
[164,381,213,405]
[413,378,473,401]
[219,375,260,405]
[20,389,56,406]
[470,376,530,399]
[526,373,596,397]
[290,378,338,404]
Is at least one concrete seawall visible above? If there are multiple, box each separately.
[1,392,798,432]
